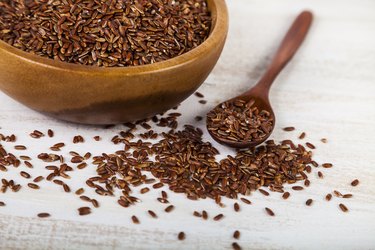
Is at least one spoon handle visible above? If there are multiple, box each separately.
[255,11,313,95]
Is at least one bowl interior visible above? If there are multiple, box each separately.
[0,0,222,74]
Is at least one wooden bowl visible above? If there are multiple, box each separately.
[0,0,228,124]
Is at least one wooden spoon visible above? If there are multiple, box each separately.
[206,11,313,148]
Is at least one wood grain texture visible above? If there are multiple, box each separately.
[1,0,375,249]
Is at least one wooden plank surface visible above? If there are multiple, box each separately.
[1,0,375,249]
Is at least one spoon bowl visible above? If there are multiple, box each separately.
[207,91,275,148]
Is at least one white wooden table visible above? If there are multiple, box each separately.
[1,0,375,249]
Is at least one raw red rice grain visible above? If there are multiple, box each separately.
[202,210,208,220]
[282,192,290,200]
[14,145,27,150]
[152,183,164,189]
[148,210,158,218]
[73,135,84,143]
[299,132,306,139]
[342,194,353,198]
[193,211,202,217]
[20,171,31,179]
[240,198,252,205]
[283,127,295,131]
[195,92,204,98]
[91,199,99,208]
[178,232,185,240]
[27,183,39,189]
[63,184,70,193]
[322,163,333,168]
[30,130,44,138]
[265,207,275,216]
[77,163,87,169]
[306,199,313,206]
[118,200,128,208]
[351,179,359,186]
[234,202,240,212]
[213,214,224,221]
[306,142,316,149]
[78,207,91,216]
[326,194,332,201]
[140,187,150,194]
[233,230,240,239]
[80,196,91,202]
[304,179,310,187]
[232,242,242,250]
[131,215,140,224]
[33,176,44,182]
[47,129,54,137]
[292,186,304,191]
[24,161,33,168]
[161,191,168,199]
[37,213,50,218]
[53,180,63,185]
[339,203,349,212]
[334,190,343,197]
[165,205,174,213]
[259,189,270,196]
[318,171,324,179]
[157,198,169,204]
[75,188,84,195]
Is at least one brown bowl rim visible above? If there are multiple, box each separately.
[0,0,228,75]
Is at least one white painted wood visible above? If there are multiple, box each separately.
[1,0,375,249]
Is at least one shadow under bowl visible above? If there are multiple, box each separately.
[0,0,228,124]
